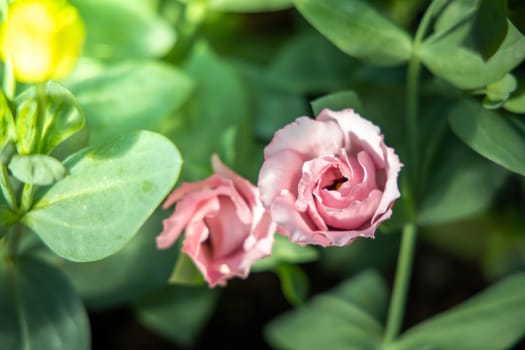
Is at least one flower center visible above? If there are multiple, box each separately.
[324,177,348,191]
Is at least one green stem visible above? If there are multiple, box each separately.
[383,223,418,345]
[0,163,17,210]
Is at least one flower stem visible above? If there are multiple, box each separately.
[6,223,22,259]
[383,222,418,345]
[2,60,15,100]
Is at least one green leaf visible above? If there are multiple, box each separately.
[15,82,85,155]
[266,32,357,94]
[277,263,309,306]
[264,270,387,350]
[0,91,15,150]
[391,273,525,350]
[504,78,525,114]
[38,210,179,310]
[70,61,194,145]
[168,252,205,285]
[448,99,525,176]
[71,0,175,61]
[8,154,67,186]
[483,73,517,109]
[135,286,219,347]
[471,0,509,60]
[311,90,363,116]
[420,13,525,89]
[0,204,19,233]
[22,130,182,262]
[253,234,318,272]
[208,0,292,12]
[165,43,251,181]
[418,145,507,225]
[0,255,90,350]
[293,0,412,66]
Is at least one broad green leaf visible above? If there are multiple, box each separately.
[311,90,363,116]
[266,32,357,94]
[22,130,182,262]
[420,16,525,89]
[0,255,90,350]
[8,154,67,186]
[165,43,251,181]
[70,61,194,145]
[277,263,309,306]
[293,0,412,66]
[449,99,525,176]
[135,286,219,347]
[71,0,175,60]
[390,273,525,350]
[264,271,387,350]
[418,146,507,225]
[15,82,85,155]
[471,0,509,60]
[209,0,292,12]
[0,91,15,150]
[483,73,517,109]
[39,210,179,310]
[504,78,525,114]
[253,234,318,272]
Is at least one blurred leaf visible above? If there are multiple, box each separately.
[311,90,363,116]
[169,252,205,285]
[253,234,318,272]
[235,61,308,141]
[483,209,525,279]
[8,154,67,186]
[71,0,175,60]
[208,0,292,12]
[277,263,309,306]
[265,270,387,350]
[471,0,509,61]
[15,82,85,155]
[390,273,525,350]
[421,3,525,89]
[22,131,182,262]
[36,210,179,310]
[166,43,251,181]
[449,99,525,176]
[0,92,15,150]
[504,78,525,114]
[70,61,194,145]
[0,255,90,350]
[418,145,507,225]
[508,0,525,35]
[135,286,219,347]
[267,32,356,94]
[293,0,412,66]
[483,73,517,109]
[0,204,19,233]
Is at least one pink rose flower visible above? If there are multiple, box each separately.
[157,155,275,287]
[258,108,402,247]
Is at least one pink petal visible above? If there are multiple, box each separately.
[264,116,344,159]
[372,145,402,224]
[258,149,304,207]
[162,175,227,209]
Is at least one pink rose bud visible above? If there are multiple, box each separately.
[258,108,402,247]
[157,155,275,287]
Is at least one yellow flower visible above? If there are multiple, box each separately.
[0,0,85,83]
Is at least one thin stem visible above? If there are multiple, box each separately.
[383,223,418,344]
[0,163,17,210]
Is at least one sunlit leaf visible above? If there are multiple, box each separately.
[22,131,182,262]
[293,0,412,66]
[8,154,67,186]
